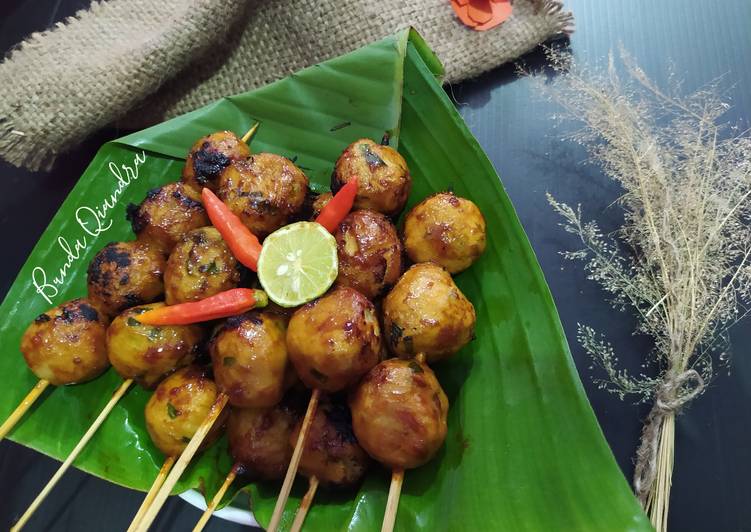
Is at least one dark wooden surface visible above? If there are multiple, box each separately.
[1,1,750,530]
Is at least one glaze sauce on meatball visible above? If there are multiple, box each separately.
[145,366,225,456]
[106,303,204,388]
[126,182,209,254]
[20,298,110,386]
[182,131,250,193]
[87,241,166,318]
[164,227,242,304]
[403,192,486,274]
[383,263,476,363]
[332,138,411,217]
[286,287,382,392]
[334,209,403,299]
[210,311,290,408]
[349,358,448,470]
[290,399,369,488]
[217,154,308,238]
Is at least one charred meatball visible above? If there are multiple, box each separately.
[334,210,403,299]
[87,241,166,318]
[126,182,210,254]
[349,358,448,470]
[182,131,250,193]
[20,299,109,386]
[227,397,302,480]
[145,366,225,456]
[210,311,289,407]
[404,192,486,274]
[290,400,369,488]
[383,263,475,363]
[106,304,203,388]
[217,154,308,238]
[286,287,382,393]
[332,138,411,217]
[164,227,242,304]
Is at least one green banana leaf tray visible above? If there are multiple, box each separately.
[0,29,651,531]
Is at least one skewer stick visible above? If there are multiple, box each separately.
[132,393,230,532]
[0,379,50,440]
[11,378,134,532]
[381,469,404,532]
[191,464,239,532]
[267,388,321,532]
[241,123,260,144]
[126,455,177,532]
[290,476,319,532]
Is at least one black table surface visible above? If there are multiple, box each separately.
[1,1,750,530]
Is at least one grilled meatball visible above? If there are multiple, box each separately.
[286,287,382,393]
[164,227,242,305]
[126,182,210,254]
[290,400,369,488]
[332,138,411,217]
[87,241,166,318]
[227,396,302,480]
[20,299,109,386]
[403,192,486,274]
[217,154,309,238]
[349,358,448,469]
[144,366,225,457]
[182,131,250,193]
[383,263,475,363]
[334,210,403,299]
[106,303,203,388]
[210,311,289,407]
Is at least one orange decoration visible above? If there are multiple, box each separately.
[450,0,512,31]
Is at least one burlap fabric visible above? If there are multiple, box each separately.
[0,0,572,171]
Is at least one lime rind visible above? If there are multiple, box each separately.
[257,222,338,307]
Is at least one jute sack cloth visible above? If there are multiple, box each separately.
[0,0,572,171]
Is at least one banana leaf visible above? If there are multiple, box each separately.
[0,29,650,531]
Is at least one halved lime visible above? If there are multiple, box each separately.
[257,221,338,307]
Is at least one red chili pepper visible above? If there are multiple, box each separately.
[202,188,262,271]
[316,176,358,233]
[136,289,268,325]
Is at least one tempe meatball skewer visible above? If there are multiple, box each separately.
[288,399,370,532]
[12,303,205,532]
[0,299,110,441]
[132,307,286,532]
[354,262,475,531]
[192,390,305,532]
[268,287,382,532]
[349,355,450,532]
[127,366,226,532]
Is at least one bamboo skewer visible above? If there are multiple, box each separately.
[267,388,321,532]
[132,393,230,532]
[241,123,260,144]
[191,464,239,532]
[126,455,177,532]
[290,476,319,532]
[11,378,134,532]
[381,469,404,532]
[0,379,50,440]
